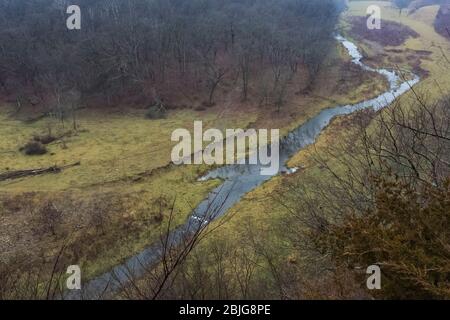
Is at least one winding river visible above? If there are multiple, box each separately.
[66,35,420,299]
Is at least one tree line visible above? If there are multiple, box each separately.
[0,0,344,113]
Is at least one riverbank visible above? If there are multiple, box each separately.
[130,1,450,300]
[105,31,420,298]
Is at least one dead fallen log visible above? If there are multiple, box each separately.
[0,162,81,182]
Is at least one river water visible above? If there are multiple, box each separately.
[66,35,420,299]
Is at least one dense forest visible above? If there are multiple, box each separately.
[0,0,344,113]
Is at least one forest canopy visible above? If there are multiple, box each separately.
[0,0,344,110]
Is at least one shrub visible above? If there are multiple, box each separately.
[195,105,207,112]
[312,176,450,299]
[145,105,166,120]
[21,141,47,155]
[201,101,215,108]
